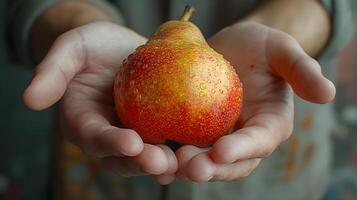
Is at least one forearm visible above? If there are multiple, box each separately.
[243,0,331,56]
[30,0,116,62]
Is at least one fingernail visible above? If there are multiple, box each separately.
[207,175,214,181]
[156,174,175,185]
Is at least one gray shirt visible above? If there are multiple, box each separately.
[3,0,357,200]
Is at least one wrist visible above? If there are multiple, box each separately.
[240,0,331,57]
[64,1,115,29]
[30,1,114,62]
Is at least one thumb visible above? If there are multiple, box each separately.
[24,30,86,110]
[267,32,336,104]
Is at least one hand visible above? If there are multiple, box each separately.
[176,22,336,182]
[24,22,177,185]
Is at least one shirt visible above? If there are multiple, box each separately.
[2,0,357,200]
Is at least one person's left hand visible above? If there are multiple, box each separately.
[175,22,336,182]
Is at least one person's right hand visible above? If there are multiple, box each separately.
[23,22,178,185]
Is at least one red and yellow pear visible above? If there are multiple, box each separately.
[114,6,243,147]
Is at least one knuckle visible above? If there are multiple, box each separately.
[281,131,292,142]
[281,124,294,142]
[265,139,278,157]
[188,162,213,182]
[214,136,236,162]
[262,147,275,158]
[189,172,211,182]
[260,127,281,158]
[55,30,78,46]
[241,162,258,178]
[259,137,276,158]
[310,58,321,69]
[175,145,190,156]
[241,170,252,178]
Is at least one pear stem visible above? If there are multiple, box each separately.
[180,6,195,21]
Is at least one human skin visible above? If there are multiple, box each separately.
[25,0,334,184]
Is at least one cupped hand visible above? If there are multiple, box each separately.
[23,22,177,185]
[176,22,336,182]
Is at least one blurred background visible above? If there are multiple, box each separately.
[0,0,55,199]
[325,26,357,200]
[0,0,356,200]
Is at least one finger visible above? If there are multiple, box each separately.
[132,144,169,175]
[185,152,261,182]
[184,152,216,182]
[211,158,261,181]
[154,174,175,185]
[175,145,208,180]
[176,146,214,182]
[267,32,335,103]
[211,102,293,164]
[81,123,144,158]
[23,30,86,110]
[211,127,277,164]
[157,144,178,174]
[154,145,178,185]
[102,144,169,177]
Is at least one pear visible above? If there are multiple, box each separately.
[114,6,243,147]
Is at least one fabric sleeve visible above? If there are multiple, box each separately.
[5,0,124,64]
[318,0,356,59]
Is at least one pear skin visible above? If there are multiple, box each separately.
[114,6,243,147]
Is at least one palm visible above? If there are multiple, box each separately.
[60,23,144,149]
[212,23,297,146]
[175,22,335,182]
[42,22,145,158]
[212,23,293,133]
[24,22,177,183]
